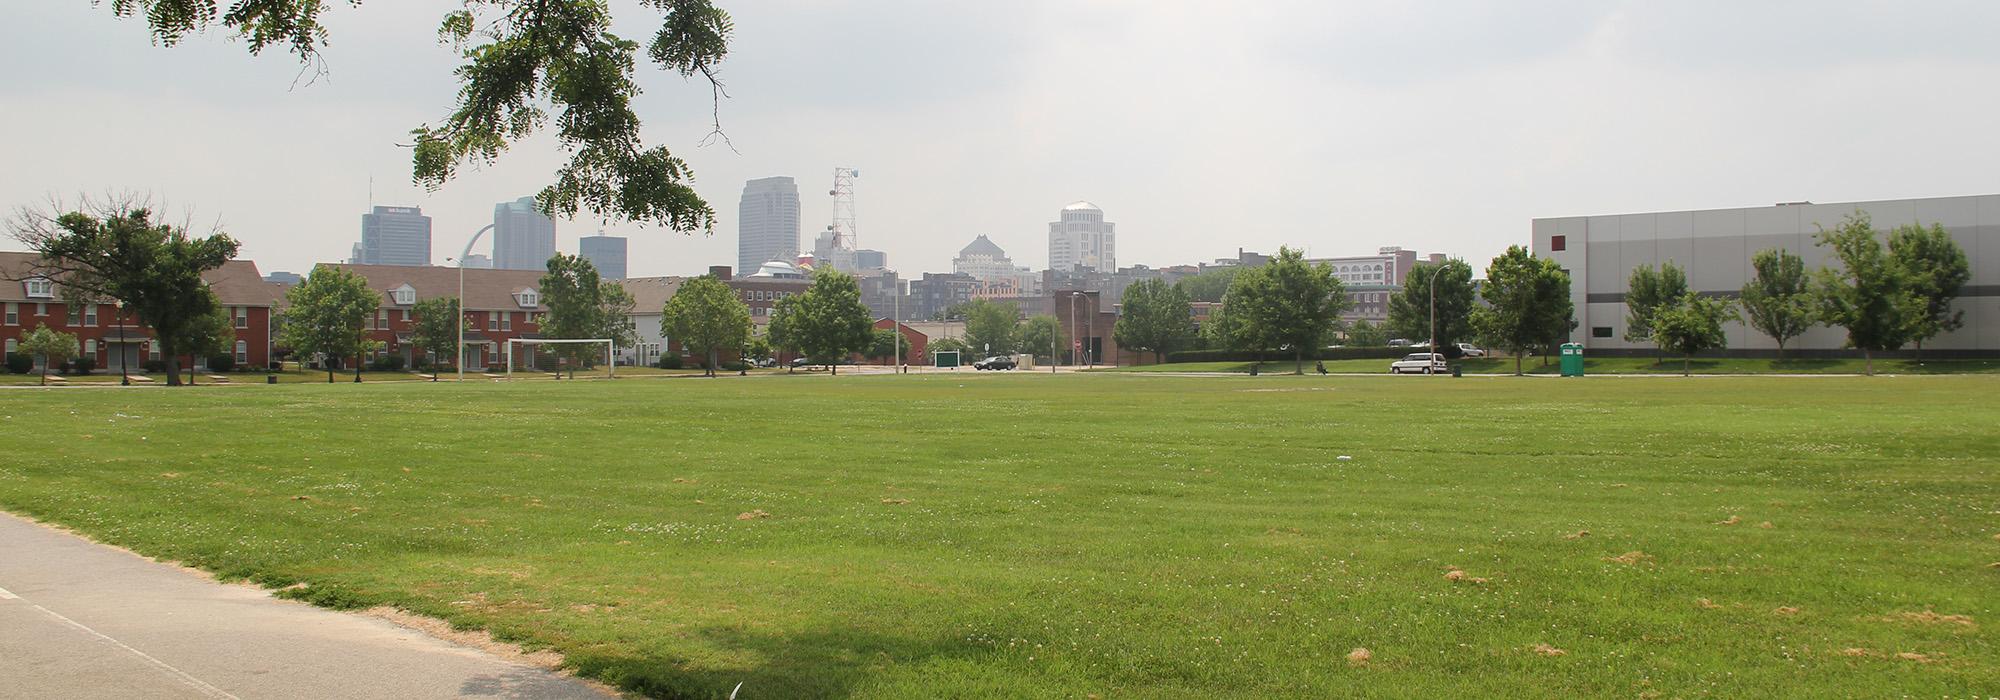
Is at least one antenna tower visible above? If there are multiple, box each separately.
[828,167,860,250]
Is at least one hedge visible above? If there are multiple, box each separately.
[1165,346,1413,363]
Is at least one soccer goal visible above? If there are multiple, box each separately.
[505,338,617,379]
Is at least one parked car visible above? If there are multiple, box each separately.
[1390,352,1448,374]
[1455,343,1486,358]
[1387,338,1413,348]
[973,355,1017,370]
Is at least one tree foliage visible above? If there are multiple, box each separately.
[1113,278,1195,363]
[1015,314,1064,361]
[410,296,469,375]
[1623,261,1688,348]
[20,324,79,386]
[1219,247,1348,374]
[280,266,380,383]
[1344,319,1388,347]
[539,253,634,376]
[9,199,237,386]
[776,268,873,375]
[1738,248,1815,360]
[1888,221,1971,359]
[960,299,1020,356]
[103,0,734,231]
[661,275,749,377]
[178,291,235,382]
[865,328,911,363]
[1176,267,1240,303]
[1472,246,1574,375]
[1386,258,1475,356]
[1812,211,1919,375]
[1651,292,1737,376]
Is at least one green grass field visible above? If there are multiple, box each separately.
[1105,356,2000,375]
[1,374,1995,697]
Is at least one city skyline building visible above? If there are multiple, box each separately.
[578,235,628,280]
[738,176,802,273]
[355,205,432,267]
[1048,201,1116,273]
[492,196,556,271]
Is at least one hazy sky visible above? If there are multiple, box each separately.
[5,1,1998,279]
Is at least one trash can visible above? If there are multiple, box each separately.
[1451,365,1462,378]
[1559,342,1585,377]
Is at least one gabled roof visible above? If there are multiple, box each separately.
[319,263,545,311]
[620,276,684,314]
[957,235,1008,259]
[0,251,284,307]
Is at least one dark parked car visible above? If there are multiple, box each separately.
[973,355,1017,370]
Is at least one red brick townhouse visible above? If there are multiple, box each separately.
[1,251,282,373]
[321,263,552,370]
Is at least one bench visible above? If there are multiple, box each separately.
[125,374,154,383]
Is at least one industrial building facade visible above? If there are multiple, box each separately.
[1534,194,2000,355]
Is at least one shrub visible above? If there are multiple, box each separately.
[141,359,168,373]
[1165,346,1409,363]
[368,354,406,372]
[721,360,749,372]
[70,357,97,374]
[4,352,31,374]
[207,355,236,373]
[656,354,683,370]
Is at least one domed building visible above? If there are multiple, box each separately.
[1049,201,1115,273]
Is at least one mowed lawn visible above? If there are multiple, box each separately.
[1,375,1995,698]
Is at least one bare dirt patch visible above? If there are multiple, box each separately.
[1604,551,1652,565]
[1887,611,1974,627]
[736,509,772,520]
[1696,598,1722,610]
[1715,515,1741,526]
[1530,643,1566,657]
[1840,647,1870,657]
[1346,647,1371,666]
[1894,651,1935,663]
[1774,606,1801,616]
[1756,521,1774,529]
[1562,530,1589,540]
[881,498,911,505]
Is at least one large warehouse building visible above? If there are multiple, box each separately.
[1534,194,2000,356]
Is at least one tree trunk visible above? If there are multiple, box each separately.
[38,358,47,386]
[1863,349,1874,376]
[164,353,182,386]
[1514,351,1523,376]
[1775,341,1785,363]
[354,354,363,383]
[1682,354,1691,377]
[326,361,335,384]
[1915,340,1924,366]
[1295,347,1304,375]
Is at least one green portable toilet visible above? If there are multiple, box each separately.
[1559,343,1585,377]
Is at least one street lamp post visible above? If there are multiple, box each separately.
[1428,265,1441,375]
[116,300,128,386]
[457,224,496,383]
[1068,292,1080,368]
[892,274,901,373]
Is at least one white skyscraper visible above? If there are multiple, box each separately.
[738,177,801,273]
[493,196,557,271]
[1048,201,1116,273]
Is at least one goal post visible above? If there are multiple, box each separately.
[505,338,616,378]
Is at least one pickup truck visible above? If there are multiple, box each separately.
[1389,352,1448,374]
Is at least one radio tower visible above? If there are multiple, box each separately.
[824,167,860,271]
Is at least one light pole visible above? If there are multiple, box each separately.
[892,273,901,373]
[456,224,496,383]
[1428,265,1441,375]
[116,300,128,386]
[1068,292,1080,368]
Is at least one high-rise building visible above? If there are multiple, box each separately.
[578,235,628,280]
[812,226,856,273]
[854,249,888,271]
[355,206,433,267]
[460,254,493,269]
[493,196,557,271]
[738,177,801,273]
[1048,201,1116,273]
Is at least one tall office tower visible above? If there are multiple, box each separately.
[738,176,801,273]
[854,249,888,271]
[1048,201,1116,272]
[356,206,433,266]
[461,254,493,269]
[578,235,629,280]
[493,196,557,270]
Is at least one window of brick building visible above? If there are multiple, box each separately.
[1592,326,1613,338]
[235,306,249,328]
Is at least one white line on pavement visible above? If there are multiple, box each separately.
[6,586,238,699]
[0,585,16,599]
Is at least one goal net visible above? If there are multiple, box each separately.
[505,338,616,378]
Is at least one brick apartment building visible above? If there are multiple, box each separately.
[322,263,551,370]
[1,251,283,373]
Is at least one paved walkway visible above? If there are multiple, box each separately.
[0,511,609,699]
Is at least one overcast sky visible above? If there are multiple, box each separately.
[4,1,1998,279]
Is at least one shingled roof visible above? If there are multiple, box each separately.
[620,276,685,314]
[319,263,547,311]
[0,251,284,307]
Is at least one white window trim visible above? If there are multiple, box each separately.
[234,340,248,363]
[25,278,54,299]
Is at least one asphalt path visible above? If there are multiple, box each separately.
[0,511,610,699]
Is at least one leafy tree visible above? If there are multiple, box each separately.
[280,266,380,383]
[961,299,1020,356]
[19,324,78,386]
[1176,267,1241,303]
[177,292,235,384]
[865,328,911,363]
[1738,249,1815,360]
[539,254,635,377]
[1624,261,1688,361]
[410,296,469,377]
[1220,247,1348,374]
[1813,211,1919,376]
[10,200,238,386]
[1472,246,1575,375]
[1345,319,1388,347]
[1889,222,1971,363]
[661,275,750,377]
[745,335,773,365]
[766,294,801,372]
[929,336,972,359]
[1652,293,1737,376]
[1201,302,1244,351]
[784,268,875,374]
[1015,315,1064,362]
[1386,258,1475,356]
[103,0,732,232]
[1113,278,1195,364]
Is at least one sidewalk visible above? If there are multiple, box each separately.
[0,511,609,699]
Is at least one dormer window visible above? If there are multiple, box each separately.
[391,284,416,306]
[25,277,54,299]
[516,289,539,308]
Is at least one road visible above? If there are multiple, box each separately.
[0,511,611,699]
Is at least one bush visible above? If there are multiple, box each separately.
[721,360,749,372]
[70,357,97,374]
[4,352,31,374]
[141,359,168,373]
[368,354,406,372]
[1164,346,1411,364]
[207,355,236,373]
[656,354,683,370]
